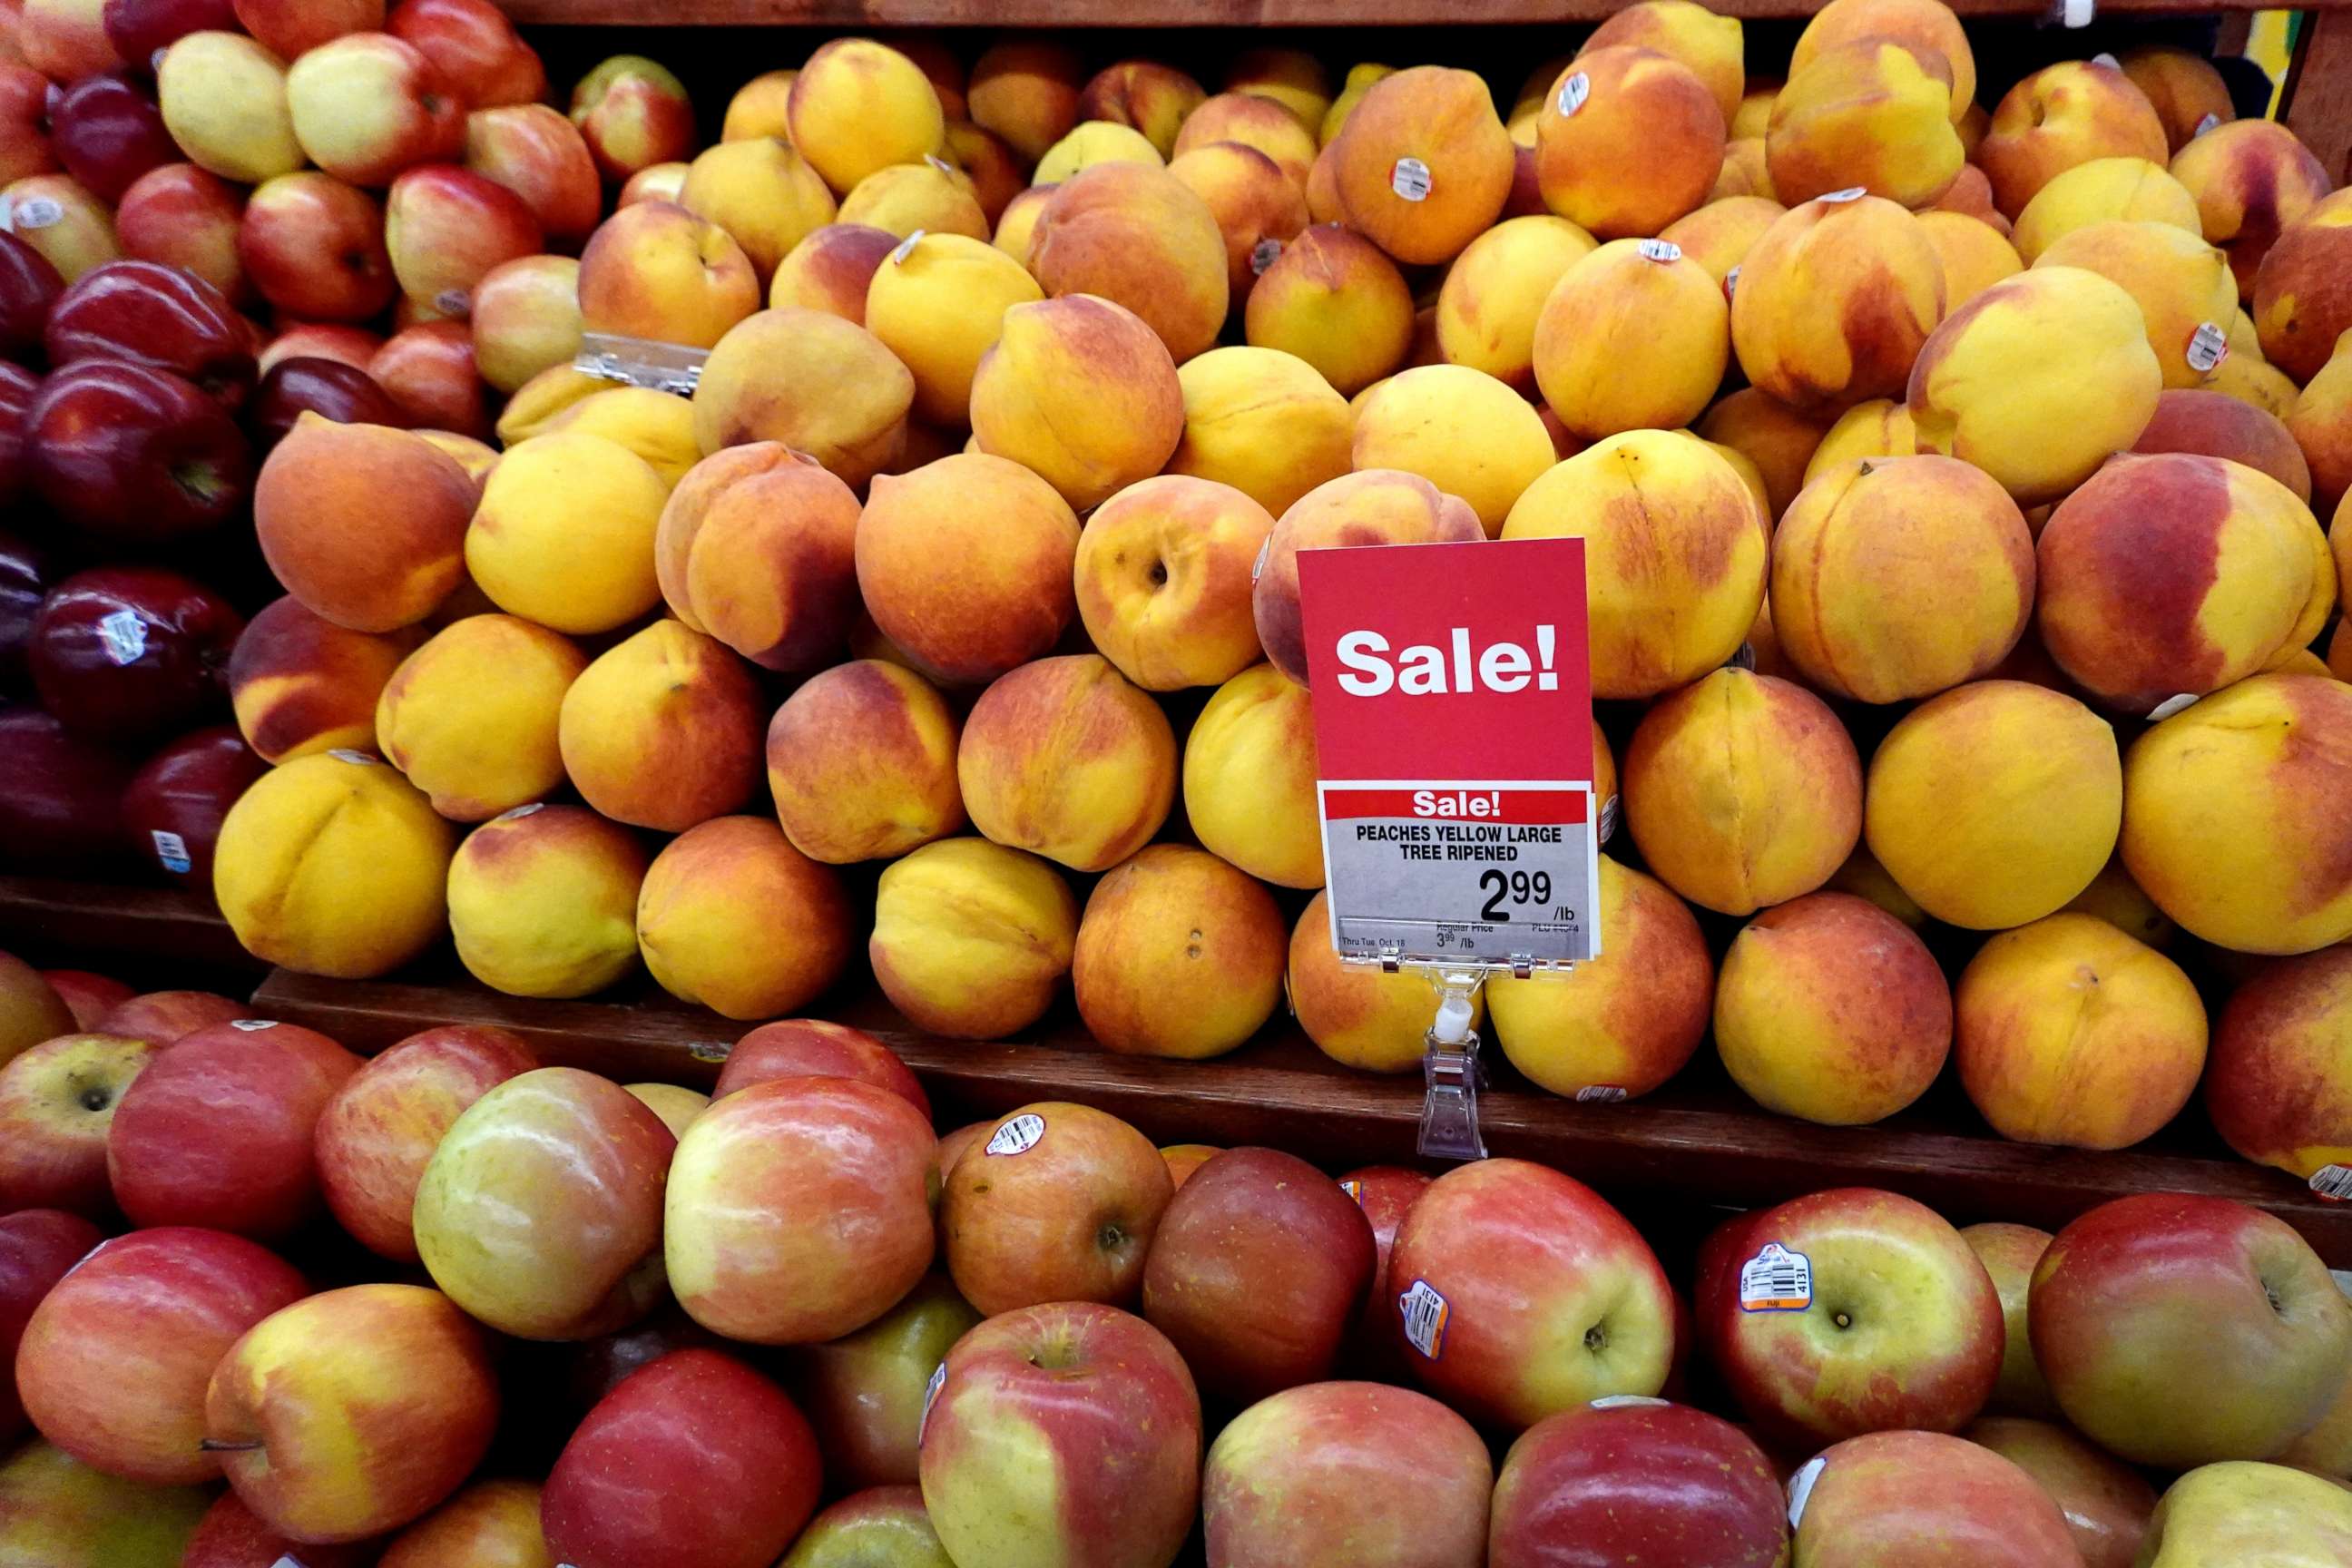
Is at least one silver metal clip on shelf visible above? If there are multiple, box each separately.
[573,331,710,397]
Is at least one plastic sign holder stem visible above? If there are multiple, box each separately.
[1418,964,1494,1161]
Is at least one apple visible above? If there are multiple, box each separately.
[247,355,404,449]
[0,1031,154,1213]
[368,318,485,436]
[1160,1142,1218,1188]
[617,160,685,205]
[1387,1158,1677,1430]
[16,1226,305,1485]
[1967,1416,2158,1568]
[154,32,302,187]
[2030,1192,2352,1469]
[559,1298,728,1418]
[93,987,240,1044]
[182,1491,375,1568]
[711,1018,930,1117]
[1790,1429,2082,1567]
[463,102,598,247]
[793,1274,980,1491]
[120,723,266,884]
[1142,1147,1375,1404]
[624,1082,707,1138]
[543,1348,823,1568]
[413,1065,674,1340]
[113,163,245,305]
[779,1485,953,1568]
[0,230,61,360]
[259,323,381,375]
[1963,1220,2058,1417]
[0,528,49,689]
[388,0,544,110]
[921,1302,1200,1568]
[205,1283,498,1544]
[0,1209,101,1439]
[285,30,463,188]
[0,709,133,873]
[468,251,577,393]
[44,259,254,407]
[25,361,251,542]
[314,1023,535,1263]
[1,172,124,281]
[18,0,122,81]
[941,1101,1175,1317]
[377,1477,548,1566]
[34,970,129,1030]
[238,171,395,323]
[1488,1398,1788,1568]
[0,1440,211,1568]
[28,566,243,744]
[102,0,240,64]
[231,0,381,61]
[2144,1459,2352,1563]
[0,360,32,505]
[1206,1379,1491,1568]
[569,53,694,182]
[50,71,170,202]
[0,64,56,189]
[1338,1162,1429,1374]
[383,162,541,316]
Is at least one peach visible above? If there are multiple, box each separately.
[1487,856,1713,1101]
[2062,853,2176,949]
[1322,62,1399,146]
[535,384,698,488]
[691,308,913,489]
[956,654,1176,874]
[212,750,456,979]
[968,293,1183,510]
[2122,672,2352,955]
[1287,889,1474,1072]
[2119,44,2233,154]
[1979,61,2167,219]
[1226,46,1330,128]
[1710,136,1774,201]
[1767,38,1963,208]
[1075,475,1275,691]
[2035,220,2237,389]
[941,121,1024,223]
[677,137,837,279]
[1184,663,1323,888]
[1168,142,1309,305]
[2170,119,2331,300]
[0,952,70,1065]
[1659,194,1783,283]
[837,161,988,241]
[376,612,583,821]
[766,659,965,863]
[1866,680,2122,928]
[1350,365,1553,536]
[2291,334,2352,510]
[1790,0,1975,121]
[1304,140,1344,221]
[467,254,580,396]
[1733,83,1780,142]
[1434,214,1597,392]
[1077,60,1206,157]
[1242,222,1415,396]
[255,415,475,633]
[1827,845,1927,928]
[2205,945,2352,1183]
[896,35,966,122]
[618,162,688,206]
[1908,267,2163,504]
[576,201,761,352]
[653,446,861,672]
[1730,192,1944,410]
[1534,46,1725,240]
[786,38,946,195]
[1162,345,1353,514]
[1174,91,1316,189]
[966,39,1083,164]
[1534,236,1729,440]
[2011,156,2201,263]
[868,837,1077,1038]
[863,230,1043,426]
[722,68,796,142]
[1328,65,1513,266]
[445,805,646,999]
[1073,844,1286,1059]
[769,221,896,323]
[634,816,850,1020]
[1920,211,2023,308]
[1025,161,1229,364]
[1803,397,1916,484]
[1927,161,2007,232]
[1033,120,1162,184]
[1695,387,1832,522]
[493,364,605,443]
[557,620,762,832]
[1955,912,2207,1150]
[465,430,667,633]
[2254,194,2352,384]
[1503,429,1767,698]
[227,597,410,764]
[1584,0,1744,123]
[156,31,302,186]
[1253,469,1485,684]
[991,183,1054,267]
[856,453,1081,685]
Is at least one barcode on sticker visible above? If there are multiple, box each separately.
[1739,1242,1813,1311]
[917,1360,947,1446]
[2312,1165,2352,1201]
[150,830,191,875]
[230,1020,278,1032]
[1637,239,1681,263]
[1787,1455,1826,1530]
[1390,158,1432,201]
[890,229,926,265]
[1818,187,1867,204]
[1575,1084,1629,1103]
[1339,1178,1364,1204]
[1556,72,1590,117]
[327,749,376,765]
[987,1113,1046,1156]
[96,610,148,665]
[2187,321,2229,374]
[1250,237,1282,275]
[1397,1279,1450,1359]
[2195,113,2221,136]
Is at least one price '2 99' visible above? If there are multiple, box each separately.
[1477,869,1561,922]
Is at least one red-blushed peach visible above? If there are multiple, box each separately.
[1076,475,1274,691]
[1487,855,1712,1101]
[1534,46,1725,240]
[1921,211,2024,307]
[1534,237,1728,440]
[766,659,965,864]
[212,750,456,978]
[2122,672,2352,955]
[1321,62,1398,145]
[676,136,836,281]
[784,38,945,196]
[1024,161,1227,364]
[690,307,912,489]
[576,201,761,351]
[1172,91,1315,188]
[1790,0,1975,121]
[2133,388,2314,502]
[1435,214,1598,393]
[2012,155,2202,262]
[1034,120,1161,184]
[1713,890,1953,1124]
[1695,387,1831,524]
[957,655,1176,874]
[1768,37,1963,207]
[1226,46,1331,126]
[869,837,1077,1037]
[1955,912,2207,1151]
[1328,65,1513,266]
[1253,468,1485,685]
[1287,889,1480,1072]
[617,161,688,205]
[634,815,850,1021]
[1072,844,1286,1059]
[855,453,1081,685]
[226,596,410,764]
[1979,62,2168,220]
[1185,663,1324,888]
[863,230,1042,426]
[1867,680,2122,928]
[2204,944,2352,1185]
[253,415,475,633]
[1503,429,1767,698]
[2117,44,2232,155]
[1350,365,1553,535]
[2171,118,2333,300]
[967,293,1183,509]
[1730,193,1944,411]
[374,613,582,822]
[2292,334,2352,511]
[721,68,795,142]
[445,804,647,999]
[2035,219,2237,389]
[1660,193,1783,282]
[990,183,1055,269]
[966,38,1081,163]
[769,221,896,322]
[2254,193,2352,385]
[1584,0,1744,123]
[1243,222,1416,396]
[1624,668,1862,915]
[1804,396,1916,483]
[1168,142,1308,305]
[1077,60,1206,156]
[557,621,761,832]
[650,446,860,673]
[464,430,668,634]
[941,120,1024,223]
[1908,267,2163,504]
[1770,454,2034,702]
[1710,135,1774,201]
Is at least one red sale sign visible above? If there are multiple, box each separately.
[1298,537,1600,968]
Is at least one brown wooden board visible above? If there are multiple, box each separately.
[0,876,266,978]
[2286,7,2352,183]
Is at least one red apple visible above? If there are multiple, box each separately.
[286,30,460,190]
[1790,1429,2081,1567]
[0,229,60,361]
[0,1031,154,1214]
[792,1274,979,1491]
[0,64,55,188]
[1339,1162,1430,1374]
[378,1477,547,1567]
[246,355,404,449]
[466,250,576,393]
[120,722,266,884]
[16,1226,306,1484]
[231,0,380,61]
[368,319,485,436]
[569,53,693,183]
[779,1486,951,1568]
[387,0,541,109]
[113,163,245,305]
[543,1348,822,1568]
[93,987,240,1044]
[0,1209,102,1439]
[238,171,395,323]
[49,70,169,202]
[105,1018,363,1238]
[0,708,134,873]
[0,360,32,509]
[312,1023,535,1263]
[25,360,252,542]
[384,162,539,316]
[102,0,239,66]
[0,1439,211,1567]
[1965,1416,2157,1568]
[18,0,124,82]
[44,260,253,407]
[0,527,48,690]
[920,1302,1200,1568]
[37,970,132,1030]
[1387,1158,1677,1430]
[1206,1379,1491,1568]
[258,322,380,375]
[205,1283,498,1544]
[1160,1142,1218,1189]
[181,1491,375,1568]
[711,1017,929,1117]
[2030,1191,2352,1469]
[462,101,596,247]
[1489,1398,1788,1568]
[28,566,243,743]
[941,1101,1175,1317]
[1964,1220,2058,1417]
[1142,1146,1375,1404]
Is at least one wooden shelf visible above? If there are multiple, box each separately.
[0,876,266,977]
[249,966,2352,1267]
[504,0,2338,23]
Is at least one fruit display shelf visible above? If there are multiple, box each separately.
[248,964,2352,1266]
[0,875,267,978]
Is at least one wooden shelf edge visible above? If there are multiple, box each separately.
[503,0,2343,24]
[0,875,264,975]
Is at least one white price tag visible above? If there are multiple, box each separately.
[1320,784,1596,965]
[1390,158,1432,201]
[1739,1242,1813,1312]
[1397,1279,1451,1359]
[987,1113,1045,1156]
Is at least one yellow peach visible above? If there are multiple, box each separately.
[1659,195,1784,284]
[1167,142,1310,306]
[968,293,1184,510]
[786,38,947,195]
[836,160,989,241]
[690,307,913,489]
[769,222,897,323]
[1175,91,1317,188]
[2011,156,2201,263]
[1253,469,1485,683]
[1183,664,1323,889]
[557,621,763,832]
[2289,332,2352,510]
[1073,845,1287,1059]
[1075,475,1275,691]
[446,805,647,999]
[1320,62,1397,146]
[1329,65,1514,266]
[1287,889,1475,1072]
[1790,0,1975,122]
[1767,37,1963,208]
[1350,365,1555,535]
[2035,219,2238,389]
[1025,161,1229,363]
[1032,119,1162,185]
[966,39,1083,164]
[2170,118,2331,300]
[537,385,701,489]
[1710,137,1774,201]
[654,446,862,672]
[991,183,1054,268]
[1534,45,1726,240]
[1730,192,1945,411]
[1533,236,1729,440]
[766,658,965,863]
[635,815,851,1020]
[956,654,1177,873]
[678,137,837,279]
[1695,387,1833,523]
[465,431,669,635]
[1242,222,1415,396]
[863,230,1044,426]
[722,69,797,142]
[376,614,585,822]
[868,837,1078,1038]
[1226,47,1331,130]
[1583,0,1746,124]
[1077,60,1207,158]
[1918,211,2023,311]
[1434,214,1598,393]
[1802,397,1916,484]
[1978,61,2168,219]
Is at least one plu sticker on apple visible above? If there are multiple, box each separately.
[2311,1164,2352,1202]
[1739,1242,1813,1312]
[1397,1279,1451,1359]
[987,1113,1046,1156]
[917,1360,947,1446]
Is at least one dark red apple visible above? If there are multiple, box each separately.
[28,567,242,743]
[44,260,255,408]
[0,230,64,364]
[0,64,55,191]
[0,707,133,872]
[561,1299,730,1420]
[121,723,264,885]
[0,362,39,510]
[247,356,406,451]
[1489,1399,1790,1568]
[0,528,53,696]
[103,0,242,67]
[0,1208,103,1441]
[26,360,252,542]
[1338,1163,1431,1377]
[181,1491,377,1568]
[49,73,172,203]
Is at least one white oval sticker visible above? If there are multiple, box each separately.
[1818,187,1867,204]
[2186,321,2229,374]
[1788,1455,1827,1531]
[229,1020,278,1032]
[987,1113,1046,1155]
[1556,72,1590,118]
[1390,158,1432,202]
[1637,239,1681,264]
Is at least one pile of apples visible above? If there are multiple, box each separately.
[0,952,2348,1566]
